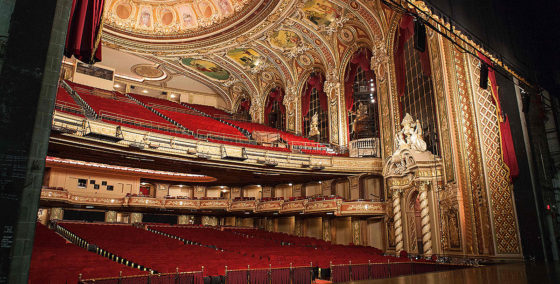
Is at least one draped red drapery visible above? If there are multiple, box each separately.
[394,14,431,98]
[249,270,269,284]
[302,73,327,117]
[64,0,105,64]
[239,99,251,112]
[344,48,373,112]
[479,52,519,182]
[264,88,285,124]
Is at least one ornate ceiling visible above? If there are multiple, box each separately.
[102,0,399,111]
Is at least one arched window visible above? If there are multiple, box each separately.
[395,15,439,155]
[302,73,329,143]
[264,88,285,130]
[344,48,380,141]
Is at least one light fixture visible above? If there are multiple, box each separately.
[288,183,292,186]
[114,84,120,88]
[170,94,176,98]
[142,89,148,93]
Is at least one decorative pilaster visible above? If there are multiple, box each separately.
[295,218,303,237]
[324,67,341,145]
[250,95,263,124]
[130,213,143,224]
[49,208,64,221]
[418,182,433,256]
[322,217,331,242]
[284,84,298,133]
[351,218,361,245]
[392,189,403,255]
[178,215,195,225]
[104,211,117,223]
[371,39,393,158]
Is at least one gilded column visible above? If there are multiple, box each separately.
[418,183,433,256]
[392,189,403,255]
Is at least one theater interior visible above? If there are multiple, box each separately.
[1,0,560,283]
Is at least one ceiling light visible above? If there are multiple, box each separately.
[114,84,120,88]
[326,212,333,215]
[142,89,148,93]
[288,183,292,186]
[170,94,176,98]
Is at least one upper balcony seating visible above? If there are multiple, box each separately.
[61,81,344,156]
[55,86,84,116]
[156,108,246,140]
[29,223,145,283]
[127,93,192,111]
[182,103,232,118]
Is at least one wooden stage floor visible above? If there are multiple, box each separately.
[333,262,560,284]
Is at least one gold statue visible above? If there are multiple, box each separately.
[309,112,320,138]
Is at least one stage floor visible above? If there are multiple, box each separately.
[335,262,560,284]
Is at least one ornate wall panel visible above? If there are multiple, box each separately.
[427,32,455,182]
[452,45,493,255]
[442,40,473,255]
[467,54,521,255]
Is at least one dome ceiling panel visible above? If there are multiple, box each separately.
[100,0,389,108]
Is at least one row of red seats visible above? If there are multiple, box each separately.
[29,223,146,283]
[54,86,85,116]
[156,108,247,139]
[151,226,389,268]
[62,81,341,156]
[59,223,267,276]
[183,103,232,118]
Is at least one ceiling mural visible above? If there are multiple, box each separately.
[227,48,264,69]
[105,0,251,35]
[100,0,387,111]
[180,58,230,81]
[302,0,339,27]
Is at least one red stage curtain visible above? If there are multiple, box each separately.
[478,52,519,181]
[249,270,269,284]
[270,268,290,284]
[394,14,431,98]
[64,0,105,64]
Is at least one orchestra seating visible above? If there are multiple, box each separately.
[33,222,445,282]
[149,225,394,268]
[29,223,145,283]
[58,223,263,276]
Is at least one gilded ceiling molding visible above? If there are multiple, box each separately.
[209,53,260,100]
[253,40,296,85]
[287,17,337,72]
[153,56,233,108]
